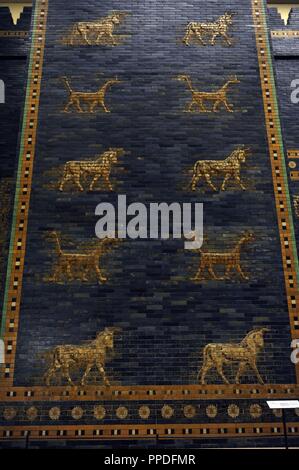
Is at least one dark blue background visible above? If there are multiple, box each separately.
[12,0,295,386]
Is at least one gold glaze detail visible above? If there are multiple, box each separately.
[191,231,255,282]
[59,148,126,192]
[183,12,234,46]
[45,232,120,284]
[198,328,269,385]
[61,76,121,113]
[65,12,129,46]
[191,146,251,192]
[43,327,121,387]
[176,75,240,113]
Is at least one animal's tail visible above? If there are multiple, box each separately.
[61,76,72,94]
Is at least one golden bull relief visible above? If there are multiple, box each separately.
[59,148,127,192]
[43,327,121,386]
[175,75,240,113]
[191,231,255,281]
[45,231,120,284]
[61,76,121,113]
[183,12,235,47]
[190,146,251,192]
[62,12,129,46]
[198,328,269,385]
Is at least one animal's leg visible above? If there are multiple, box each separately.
[204,172,217,191]
[234,171,246,190]
[73,174,84,192]
[89,174,100,191]
[182,32,191,46]
[224,263,233,280]
[66,261,74,281]
[215,360,230,384]
[223,99,234,113]
[48,264,61,282]
[101,99,110,113]
[199,363,212,384]
[221,173,231,191]
[235,361,247,384]
[62,365,74,386]
[249,360,264,385]
[195,32,206,46]
[96,360,110,386]
[103,174,113,191]
[213,100,221,112]
[89,100,97,113]
[95,263,107,283]
[186,100,196,112]
[59,173,72,191]
[44,366,58,386]
[191,172,201,191]
[80,362,93,386]
[235,263,249,281]
[208,265,221,281]
[198,99,209,113]
[222,33,232,46]
[63,100,73,113]
[74,98,84,113]
[210,33,218,45]
[191,262,205,281]
[82,30,92,46]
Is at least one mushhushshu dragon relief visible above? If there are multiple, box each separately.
[43,327,121,386]
[190,231,255,282]
[58,148,127,192]
[44,232,120,284]
[182,12,235,47]
[62,11,130,46]
[61,76,121,113]
[198,328,269,385]
[190,146,251,192]
[175,75,240,113]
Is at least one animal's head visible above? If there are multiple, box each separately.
[44,230,59,241]
[107,147,128,163]
[175,74,189,83]
[108,77,122,86]
[251,328,270,348]
[228,75,240,85]
[100,236,122,252]
[236,146,251,163]
[110,12,128,24]
[242,231,255,244]
[223,12,235,25]
[98,327,122,349]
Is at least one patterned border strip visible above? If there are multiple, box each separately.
[1,384,299,402]
[0,30,29,38]
[288,150,299,180]
[252,0,299,382]
[0,0,48,385]
[271,30,299,38]
[0,0,298,405]
[0,422,298,441]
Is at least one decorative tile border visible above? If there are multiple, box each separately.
[0,0,298,440]
[0,30,29,38]
[271,30,299,38]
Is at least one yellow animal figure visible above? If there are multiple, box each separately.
[183,13,234,46]
[44,327,121,386]
[59,148,126,192]
[198,328,269,385]
[70,12,127,45]
[61,76,121,113]
[191,147,251,192]
[47,231,119,284]
[192,231,255,281]
[176,75,240,113]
